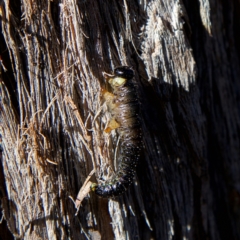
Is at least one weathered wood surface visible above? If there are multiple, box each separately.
[0,0,240,239]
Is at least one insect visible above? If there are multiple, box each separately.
[91,66,142,198]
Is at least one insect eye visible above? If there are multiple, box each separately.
[114,66,134,79]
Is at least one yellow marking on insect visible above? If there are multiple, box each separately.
[90,183,98,191]
[102,90,116,111]
[102,90,114,102]
[104,119,120,133]
[108,77,127,87]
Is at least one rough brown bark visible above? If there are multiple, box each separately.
[0,0,240,239]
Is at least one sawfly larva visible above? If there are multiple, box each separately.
[91,66,142,198]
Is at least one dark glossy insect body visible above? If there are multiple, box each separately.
[91,66,142,198]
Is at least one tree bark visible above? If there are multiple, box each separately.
[0,0,240,239]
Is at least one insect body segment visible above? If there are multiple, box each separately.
[91,66,142,198]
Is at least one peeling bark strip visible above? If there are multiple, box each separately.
[91,66,142,198]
